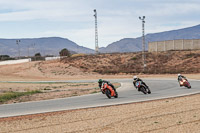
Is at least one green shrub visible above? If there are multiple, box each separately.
[131,56,137,60]
[0,90,42,103]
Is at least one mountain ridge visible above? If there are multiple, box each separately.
[0,37,95,56]
[1,24,200,56]
[99,24,200,53]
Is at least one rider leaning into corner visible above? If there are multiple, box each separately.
[133,76,149,91]
[177,73,187,86]
[98,79,117,93]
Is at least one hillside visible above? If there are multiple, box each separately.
[100,24,200,53]
[0,37,95,56]
[61,50,200,74]
[1,25,200,56]
[0,50,199,82]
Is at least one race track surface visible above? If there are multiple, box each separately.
[0,79,200,118]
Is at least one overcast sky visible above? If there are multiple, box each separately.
[0,0,200,49]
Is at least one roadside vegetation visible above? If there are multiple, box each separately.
[0,90,42,103]
[0,82,121,104]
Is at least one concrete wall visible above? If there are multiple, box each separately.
[157,41,165,51]
[165,40,174,51]
[45,56,61,61]
[0,58,31,66]
[148,39,200,52]
[193,39,200,49]
[174,40,183,50]
[44,56,69,61]
[148,42,157,52]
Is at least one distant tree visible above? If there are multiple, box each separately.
[0,55,10,58]
[0,55,13,60]
[35,53,41,57]
[32,52,45,61]
[59,48,71,57]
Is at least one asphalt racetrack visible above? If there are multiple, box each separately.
[0,78,200,118]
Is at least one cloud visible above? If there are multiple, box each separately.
[0,0,92,21]
[0,0,200,49]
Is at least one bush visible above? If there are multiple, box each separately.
[59,48,71,57]
[0,90,42,103]
[35,53,41,57]
[131,56,137,60]
[0,55,15,61]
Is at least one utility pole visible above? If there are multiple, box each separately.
[32,43,36,61]
[139,16,146,72]
[94,9,99,53]
[28,44,32,57]
[28,45,30,57]
[16,40,20,59]
[32,43,36,55]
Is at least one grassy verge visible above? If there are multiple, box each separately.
[0,82,121,104]
[0,90,42,103]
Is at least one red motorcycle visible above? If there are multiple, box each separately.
[179,78,191,89]
[135,81,151,94]
[101,83,118,99]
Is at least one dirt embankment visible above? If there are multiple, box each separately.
[0,50,199,81]
[0,60,100,81]
[61,50,200,74]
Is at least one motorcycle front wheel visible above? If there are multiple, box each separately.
[185,82,191,89]
[105,89,111,99]
[147,88,151,94]
[114,91,118,98]
[187,84,191,89]
[140,87,147,94]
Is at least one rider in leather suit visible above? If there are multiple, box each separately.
[177,73,187,86]
[133,76,148,91]
[98,79,116,93]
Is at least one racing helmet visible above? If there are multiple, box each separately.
[98,79,103,83]
[178,73,181,76]
[133,76,137,80]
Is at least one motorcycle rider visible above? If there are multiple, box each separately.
[133,76,149,91]
[98,79,116,93]
[177,73,187,86]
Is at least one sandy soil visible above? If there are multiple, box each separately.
[0,82,120,104]
[0,82,97,104]
[0,94,200,133]
[0,59,200,132]
[0,60,134,81]
[0,60,123,104]
[0,59,200,81]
